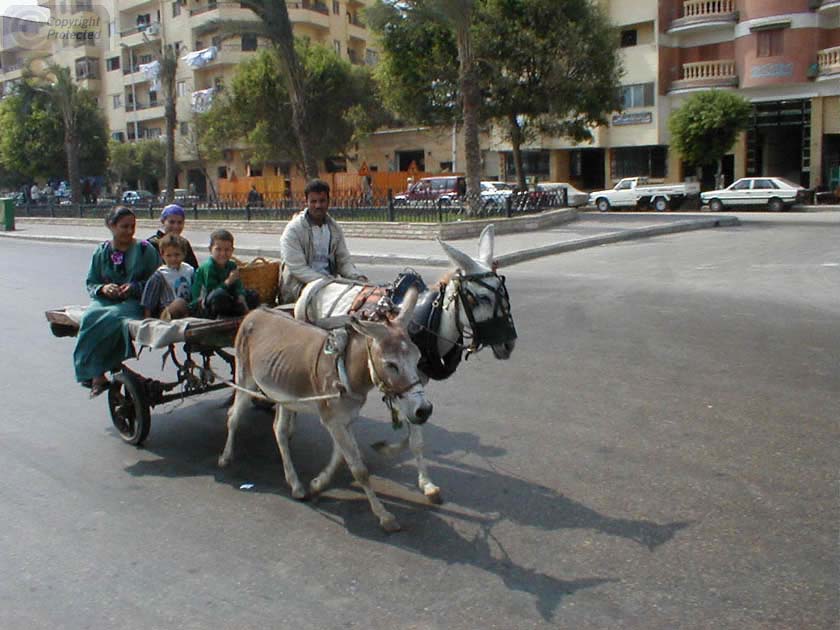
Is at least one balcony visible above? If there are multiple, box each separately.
[119,0,156,11]
[668,0,738,35]
[119,22,160,47]
[126,101,165,121]
[2,63,24,79]
[669,59,738,92]
[817,45,840,79]
[287,2,330,31]
[190,4,259,34]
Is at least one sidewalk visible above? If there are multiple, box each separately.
[0,212,740,267]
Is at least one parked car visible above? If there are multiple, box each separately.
[534,182,589,207]
[121,190,156,205]
[158,188,199,204]
[700,177,806,212]
[394,176,466,206]
[479,181,515,211]
[589,177,700,212]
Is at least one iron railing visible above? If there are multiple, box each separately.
[14,190,568,223]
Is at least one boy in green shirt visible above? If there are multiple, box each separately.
[191,229,250,317]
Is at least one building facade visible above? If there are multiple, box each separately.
[0,0,379,196]
[356,0,840,192]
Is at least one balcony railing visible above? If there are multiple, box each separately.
[669,0,737,33]
[670,59,738,91]
[818,45,840,74]
[683,0,735,18]
[287,1,329,15]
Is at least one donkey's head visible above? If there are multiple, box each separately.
[348,289,433,424]
[439,225,517,360]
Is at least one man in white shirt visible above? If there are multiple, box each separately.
[279,178,367,303]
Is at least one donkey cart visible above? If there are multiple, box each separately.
[45,308,250,446]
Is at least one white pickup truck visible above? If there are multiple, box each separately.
[589,177,700,212]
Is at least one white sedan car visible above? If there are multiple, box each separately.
[701,177,806,212]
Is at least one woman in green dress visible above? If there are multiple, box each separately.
[73,206,160,396]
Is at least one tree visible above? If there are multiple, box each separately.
[107,139,165,192]
[369,0,623,195]
[668,90,751,188]
[477,0,622,189]
[159,45,179,202]
[0,72,107,195]
[23,64,108,203]
[370,0,482,212]
[212,1,319,177]
[201,45,388,172]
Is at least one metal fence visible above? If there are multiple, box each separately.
[14,190,568,223]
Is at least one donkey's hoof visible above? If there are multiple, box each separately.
[217,454,231,468]
[291,483,307,500]
[309,476,327,495]
[380,514,401,533]
[424,486,443,505]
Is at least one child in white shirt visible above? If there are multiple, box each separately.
[141,233,195,320]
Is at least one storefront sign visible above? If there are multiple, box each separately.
[612,111,653,126]
[750,63,793,78]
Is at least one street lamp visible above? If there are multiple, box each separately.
[120,42,140,141]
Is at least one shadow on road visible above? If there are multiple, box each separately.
[122,400,690,620]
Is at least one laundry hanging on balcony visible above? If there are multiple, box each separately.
[181,46,217,69]
[191,87,216,113]
[138,60,161,92]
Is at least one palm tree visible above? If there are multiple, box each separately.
[24,63,85,204]
[159,45,178,203]
[210,1,319,178]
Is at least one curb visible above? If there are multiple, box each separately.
[0,215,739,268]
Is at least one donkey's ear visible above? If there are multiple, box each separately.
[347,316,388,342]
[438,238,486,275]
[477,224,495,269]
[393,287,418,328]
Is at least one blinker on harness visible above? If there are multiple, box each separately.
[454,270,518,354]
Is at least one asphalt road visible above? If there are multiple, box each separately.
[0,216,837,629]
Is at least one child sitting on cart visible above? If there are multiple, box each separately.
[190,229,257,318]
[147,204,199,269]
[141,233,194,320]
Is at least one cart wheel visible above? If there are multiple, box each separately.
[108,371,151,446]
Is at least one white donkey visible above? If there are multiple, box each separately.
[295,225,517,503]
[220,289,432,532]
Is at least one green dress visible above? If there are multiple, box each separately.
[73,239,160,383]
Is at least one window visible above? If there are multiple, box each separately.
[217,166,228,179]
[611,146,667,179]
[757,29,784,57]
[174,41,182,54]
[334,39,341,55]
[112,94,122,109]
[149,90,158,106]
[172,1,180,17]
[139,53,152,65]
[619,82,654,109]
[111,131,125,142]
[176,80,187,97]
[213,76,224,91]
[620,29,637,47]
[211,35,222,49]
[241,33,257,51]
[247,164,262,177]
[731,179,751,190]
[106,56,120,71]
[74,57,99,80]
[503,150,550,178]
[180,121,189,135]
[332,0,339,13]
[753,179,778,190]
[146,128,161,138]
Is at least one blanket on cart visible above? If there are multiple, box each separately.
[46,306,239,349]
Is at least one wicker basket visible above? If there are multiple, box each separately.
[234,256,280,305]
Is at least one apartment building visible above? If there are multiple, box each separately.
[355,0,840,191]
[0,0,378,196]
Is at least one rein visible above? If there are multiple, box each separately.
[365,338,423,429]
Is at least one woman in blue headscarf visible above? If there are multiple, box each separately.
[147,203,199,268]
[73,206,160,397]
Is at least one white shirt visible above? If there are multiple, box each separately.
[158,263,194,300]
[310,222,331,275]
